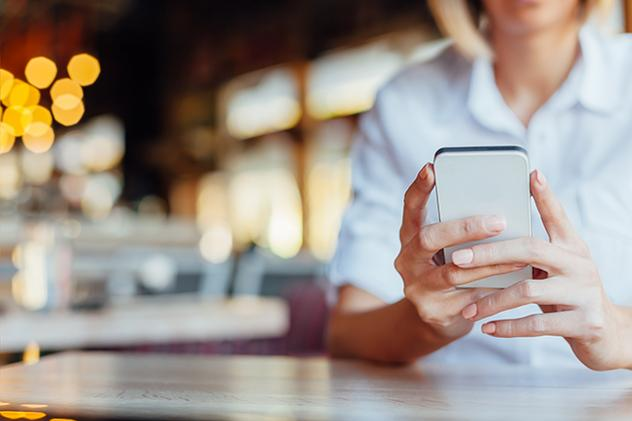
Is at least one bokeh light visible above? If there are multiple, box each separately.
[0,69,14,100]
[224,68,301,140]
[23,122,55,153]
[0,411,46,420]
[199,225,233,263]
[0,55,100,159]
[7,80,40,107]
[22,105,52,127]
[20,149,54,184]
[139,254,177,291]
[50,78,83,106]
[2,106,31,136]
[81,172,122,219]
[0,122,16,154]
[22,341,41,365]
[55,130,86,175]
[0,152,21,199]
[80,115,125,171]
[25,56,58,89]
[67,53,101,86]
[59,174,86,204]
[52,100,85,126]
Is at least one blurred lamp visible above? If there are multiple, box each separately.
[67,53,101,86]
[307,41,403,119]
[25,57,58,89]
[224,67,301,139]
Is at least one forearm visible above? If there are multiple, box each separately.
[326,298,453,364]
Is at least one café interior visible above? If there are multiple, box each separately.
[0,0,631,420]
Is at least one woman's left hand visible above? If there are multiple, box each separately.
[454,170,631,370]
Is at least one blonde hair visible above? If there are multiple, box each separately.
[428,0,613,60]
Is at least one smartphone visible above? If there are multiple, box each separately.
[433,146,532,288]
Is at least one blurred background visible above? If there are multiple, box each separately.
[0,0,629,365]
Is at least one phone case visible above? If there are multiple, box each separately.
[434,146,532,288]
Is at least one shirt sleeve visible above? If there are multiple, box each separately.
[328,89,408,304]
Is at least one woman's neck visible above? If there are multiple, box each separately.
[491,23,581,127]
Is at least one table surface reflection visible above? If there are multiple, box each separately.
[1,352,632,420]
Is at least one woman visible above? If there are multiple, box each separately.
[327,0,632,369]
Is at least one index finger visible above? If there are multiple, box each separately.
[400,163,435,245]
[531,170,581,245]
[451,237,582,274]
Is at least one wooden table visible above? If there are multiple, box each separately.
[0,296,288,352]
[1,353,632,420]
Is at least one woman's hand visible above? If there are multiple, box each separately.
[457,170,630,370]
[395,163,526,341]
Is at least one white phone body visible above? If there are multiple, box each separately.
[434,146,532,289]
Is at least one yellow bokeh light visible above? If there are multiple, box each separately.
[0,412,47,420]
[67,53,101,86]
[23,123,55,153]
[52,100,84,126]
[0,122,15,154]
[21,105,52,127]
[54,93,81,110]
[23,340,41,365]
[7,80,40,107]
[50,78,83,103]
[25,56,57,89]
[0,69,14,100]
[2,106,31,136]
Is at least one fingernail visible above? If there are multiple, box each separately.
[418,164,429,180]
[482,322,496,335]
[484,215,506,232]
[452,248,473,265]
[462,303,477,319]
[535,170,546,187]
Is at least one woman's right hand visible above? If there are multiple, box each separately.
[394,163,524,340]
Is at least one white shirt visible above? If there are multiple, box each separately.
[329,26,632,367]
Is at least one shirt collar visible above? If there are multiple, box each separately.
[577,25,619,114]
[466,25,618,136]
